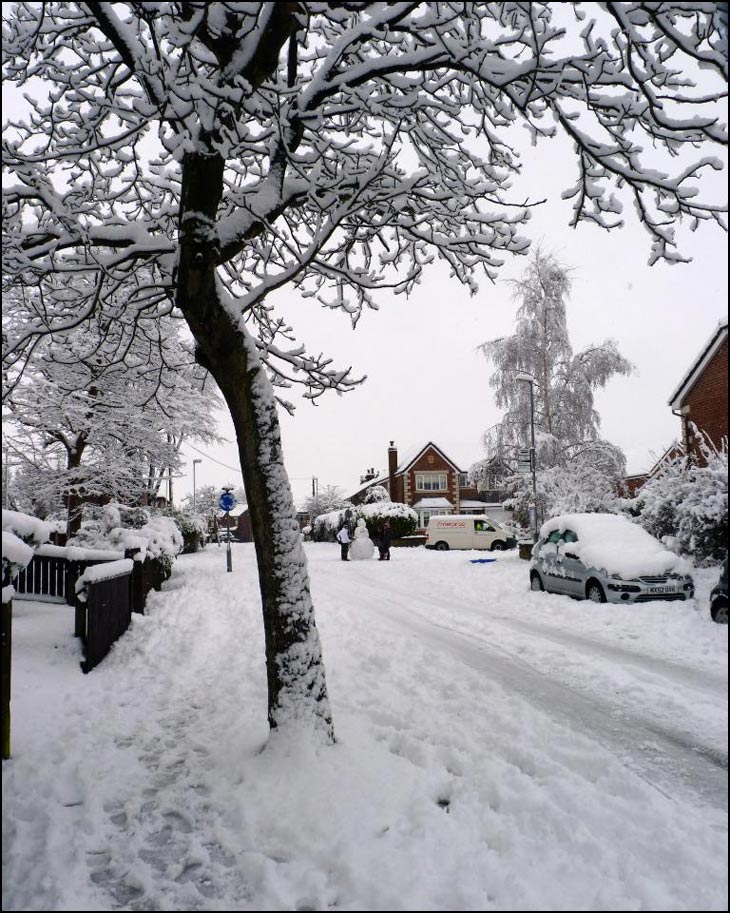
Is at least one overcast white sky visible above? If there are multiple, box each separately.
[180,127,728,509]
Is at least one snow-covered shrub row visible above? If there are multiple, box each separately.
[311,502,418,542]
[68,503,184,568]
[633,437,727,566]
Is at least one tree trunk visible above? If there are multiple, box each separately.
[66,442,86,538]
[176,152,334,742]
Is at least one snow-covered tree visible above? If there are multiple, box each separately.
[3,312,221,534]
[3,3,726,741]
[478,249,633,471]
[634,432,728,565]
[181,485,221,520]
[302,486,352,524]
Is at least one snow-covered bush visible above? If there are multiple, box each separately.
[1,509,51,549]
[504,442,625,525]
[357,502,418,540]
[161,506,207,553]
[311,502,418,542]
[1,509,51,599]
[311,507,352,542]
[361,485,389,504]
[68,503,183,569]
[634,436,728,566]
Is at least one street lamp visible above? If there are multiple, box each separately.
[192,458,202,511]
[515,372,538,543]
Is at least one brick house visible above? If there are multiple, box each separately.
[215,503,252,542]
[624,441,685,497]
[668,319,728,465]
[351,441,511,530]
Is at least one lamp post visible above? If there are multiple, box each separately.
[192,458,202,511]
[515,372,538,543]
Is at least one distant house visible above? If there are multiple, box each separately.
[669,319,728,465]
[216,503,252,542]
[624,441,685,497]
[350,441,511,529]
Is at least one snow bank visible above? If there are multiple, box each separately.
[539,513,691,577]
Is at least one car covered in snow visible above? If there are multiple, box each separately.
[529,513,694,604]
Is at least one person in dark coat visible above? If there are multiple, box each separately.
[378,521,393,561]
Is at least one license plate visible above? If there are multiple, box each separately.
[649,586,676,594]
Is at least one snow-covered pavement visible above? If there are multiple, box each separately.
[3,543,728,911]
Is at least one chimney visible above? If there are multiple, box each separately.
[388,441,398,501]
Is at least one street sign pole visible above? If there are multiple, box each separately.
[218,489,238,572]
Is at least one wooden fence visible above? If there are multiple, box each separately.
[74,559,134,674]
[3,546,172,757]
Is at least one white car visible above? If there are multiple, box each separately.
[529,513,694,604]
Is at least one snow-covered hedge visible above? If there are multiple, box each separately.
[161,506,207,553]
[311,502,418,542]
[68,503,183,569]
[633,437,727,566]
[1,509,51,549]
[1,509,52,601]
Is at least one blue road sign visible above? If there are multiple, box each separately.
[219,491,237,512]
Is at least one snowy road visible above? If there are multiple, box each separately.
[3,542,728,911]
[324,557,728,814]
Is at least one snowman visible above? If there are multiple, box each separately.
[349,518,375,560]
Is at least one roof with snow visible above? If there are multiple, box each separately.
[395,441,464,474]
[668,319,728,410]
[411,497,453,509]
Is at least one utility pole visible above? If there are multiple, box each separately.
[192,459,202,511]
[516,372,539,543]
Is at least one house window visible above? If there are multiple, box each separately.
[415,472,447,491]
[421,509,450,528]
[458,473,468,488]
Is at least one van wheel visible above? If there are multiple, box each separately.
[434,541,449,551]
[711,599,728,624]
[586,580,606,603]
[490,541,506,551]
[530,572,544,592]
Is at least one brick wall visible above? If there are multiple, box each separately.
[681,337,728,465]
[405,448,457,508]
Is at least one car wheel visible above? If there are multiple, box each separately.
[530,571,544,592]
[711,599,728,624]
[490,540,506,551]
[434,541,449,551]
[586,580,606,603]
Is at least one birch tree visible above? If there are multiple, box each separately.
[478,249,634,467]
[2,2,726,741]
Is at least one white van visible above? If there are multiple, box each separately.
[425,515,516,552]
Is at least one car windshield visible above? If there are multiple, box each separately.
[563,530,578,544]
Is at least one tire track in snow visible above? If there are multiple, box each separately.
[342,572,728,815]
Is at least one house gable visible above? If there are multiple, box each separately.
[669,320,728,410]
[668,320,728,463]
